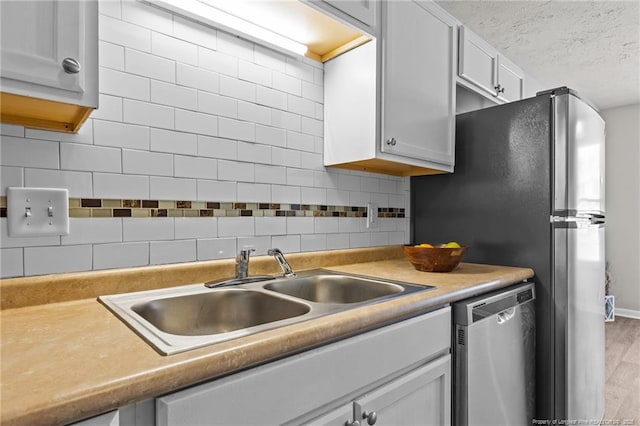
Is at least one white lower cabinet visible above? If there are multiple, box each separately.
[70,411,119,426]
[155,307,451,426]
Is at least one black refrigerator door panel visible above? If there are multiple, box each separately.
[411,94,556,419]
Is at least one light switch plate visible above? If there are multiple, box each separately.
[366,202,379,229]
[7,187,69,237]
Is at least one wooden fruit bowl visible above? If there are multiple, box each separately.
[402,244,467,272]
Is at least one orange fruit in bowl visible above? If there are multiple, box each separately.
[415,243,434,248]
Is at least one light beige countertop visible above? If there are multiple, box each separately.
[0,246,534,426]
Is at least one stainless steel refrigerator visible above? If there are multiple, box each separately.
[411,87,605,423]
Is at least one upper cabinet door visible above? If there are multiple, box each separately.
[497,55,525,103]
[382,0,457,170]
[323,0,377,28]
[1,0,87,98]
[458,25,498,97]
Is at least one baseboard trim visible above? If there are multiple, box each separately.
[615,308,640,320]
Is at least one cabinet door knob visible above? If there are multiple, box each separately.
[344,420,360,426]
[362,411,378,425]
[386,137,397,146]
[62,58,81,74]
[494,84,505,94]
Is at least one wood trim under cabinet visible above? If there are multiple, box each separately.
[330,158,448,176]
[0,92,94,133]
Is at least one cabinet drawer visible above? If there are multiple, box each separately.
[156,307,451,426]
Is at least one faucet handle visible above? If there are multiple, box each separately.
[238,247,255,260]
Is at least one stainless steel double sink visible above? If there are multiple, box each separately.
[99,269,434,355]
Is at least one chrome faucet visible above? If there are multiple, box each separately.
[236,248,254,279]
[267,248,296,278]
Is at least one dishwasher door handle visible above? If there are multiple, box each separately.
[497,307,516,324]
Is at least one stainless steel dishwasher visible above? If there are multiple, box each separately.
[453,282,536,426]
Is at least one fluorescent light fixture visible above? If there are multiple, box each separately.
[148,0,308,57]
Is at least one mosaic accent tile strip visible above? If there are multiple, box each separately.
[0,197,406,219]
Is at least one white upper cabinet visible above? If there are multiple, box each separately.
[322,0,377,29]
[381,0,457,171]
[458,25,525,103]
[0,0,98,132]
[324,0,458,176]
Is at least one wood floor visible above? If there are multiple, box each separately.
[604,316,640,422]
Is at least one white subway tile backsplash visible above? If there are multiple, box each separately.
[174,155,217,179]
[255,125,286,147]
[199,47,238,77]
[256,86,287,110]
[255,217,286,236]
[99,41,125,71]
[98,0,121,19]
[327,189,350,206]
[220,76,256,103]
[100,67,150,101]
[379,179,397,193]
[175,217,218,240]
[1,248,23,278]
[286,131,314,152]
[272,147,301,168]
[314,171,339,189]
[287,95,315,118]
[25,120,94,145]
[123,149,173,176]
[125,48,176,82]
[175,109,218,137]
[361,177,380,193]
[272,71,302,96]
[238,102,271,126]
[152,32,198,65]
[349,232,371,248]
[197,180,236,201]
[24,245,93,276]
[1,137,59,169]
[177,63,220,94]
[123,218,174,242]
[150,128,198,155]
[287,168,314,187]
[1,123,24,137]
[218,117,255,142]
[1,219,60,249]
[389,231,407,245]
[237,236,271,255]
[198,92,238,118]
[94,173,149,199]
[254,45,286,72]
[271,235,300,253]
[197,237,236,261]
[218,217,255,237]
[301,117,323,137]
[121,0,173,34]
[151,80,198,110]
[99,14,151,52]
[315,103,323,121]
[286,217,314,234]
[173,15,217,49]
[24,169,92,198]
[218,160,254,182]
[150,176,197,200]
[217,32,254,61]
[338,174,361,191]
[197,136,237,160]
[237,182,271,202]
[238,141,271,165]
[94,242,149,270]
[239,60,272,87]
[123,99,174,129]
[300,234,326,252]
[90,94,123,121]
[271,110,301,132]
[271,185,300,204]
[94,120,150,150]
[150,240,196,265]
[349,191,370,206]
[313,67,323,85]
[302,81,323,103]
[62,218,122,245]
[370,232,390,246]
[339,217,363,234]
[61,143,121,173]
[254,164,286,185]
[285,58,315,83]
[314,217,339,234]
[300,152,323,170]
[371,192,389,208]
[314,136,323,154]
[301,187,326,205]
[1,166,23,195]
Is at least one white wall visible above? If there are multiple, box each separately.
[0,0,410,278]
[602,103,640,315]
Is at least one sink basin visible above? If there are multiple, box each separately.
[264,275,404,303]
[98,269,435,355]
[131,290,310,336]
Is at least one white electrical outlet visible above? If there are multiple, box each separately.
[366,202,379,229]
[7,187,69,237]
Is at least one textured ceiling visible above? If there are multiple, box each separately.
[436,0,640,110]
